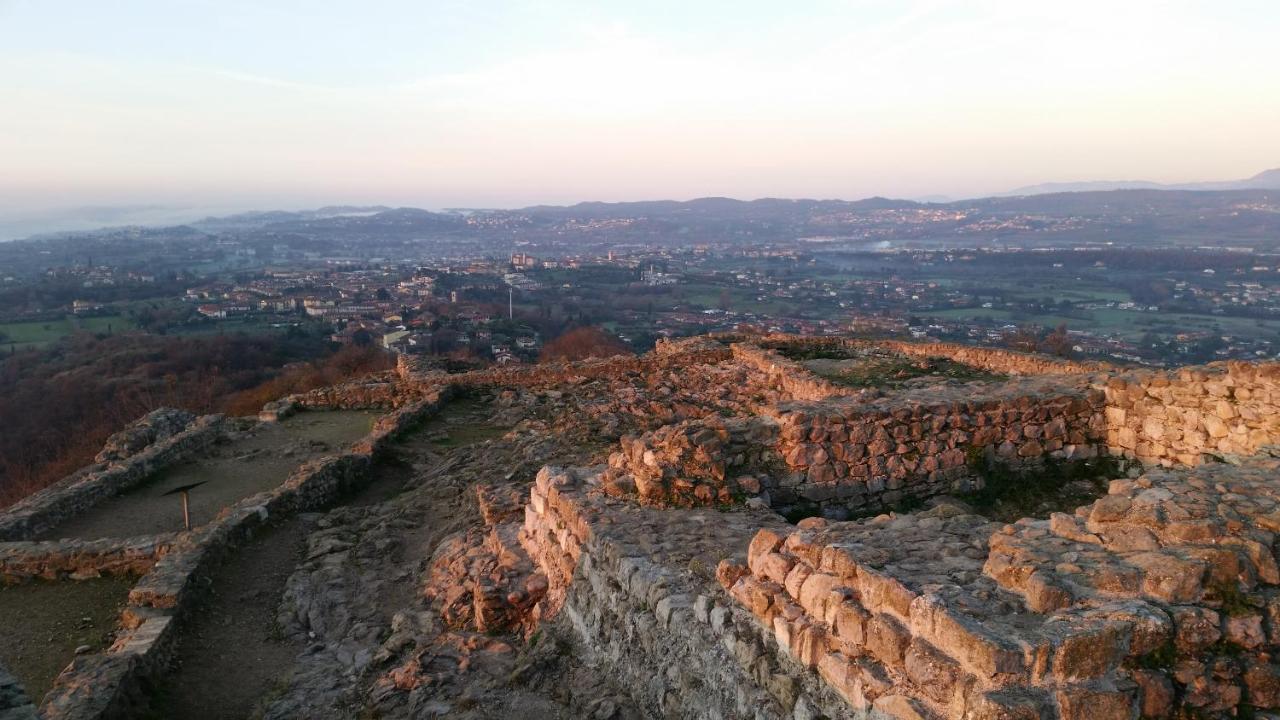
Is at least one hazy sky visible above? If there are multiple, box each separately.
[2,0,1279,217]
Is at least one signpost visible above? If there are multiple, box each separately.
[161,481,208,531]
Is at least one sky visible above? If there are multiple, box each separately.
[1,0,1279,230]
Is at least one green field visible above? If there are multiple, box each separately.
[928,306,1280,341]
[680,284,802,317]
[0,315,137,350]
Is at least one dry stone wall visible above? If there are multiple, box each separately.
[1104,361,1280,466]
[599,374,1108,517]
[769,379,1107,517]
[730,344,856,401]
[601,417,782,507]
[0,413,223,542]
[11,392,455,720]
[874,339,1106,376]
[520,467,864,719]
[717,450,1280,719]
[715,333,1107,376]
[0,535,174,584]
[301,337,734,411]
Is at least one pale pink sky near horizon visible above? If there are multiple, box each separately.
[2,0,1279,218]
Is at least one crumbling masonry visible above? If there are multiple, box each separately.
[4,333,1280,720]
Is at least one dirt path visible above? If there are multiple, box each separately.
[141,517,311,720]
[142,398,502,719]
[40,410,378,541]
[0,575,133,702]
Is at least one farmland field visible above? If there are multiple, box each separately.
[0,315,137,350]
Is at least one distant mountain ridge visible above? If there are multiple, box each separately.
[1002,168,1280,196]
[7,174,1279,242]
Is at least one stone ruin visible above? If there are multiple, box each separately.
[3,332,1280,719]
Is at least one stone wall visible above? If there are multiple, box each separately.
[875,339,1105,376]
[519,467,861,719]
[0,535,175,584]
[300,338,733,411]
[0,414,224,542]
[718,449,1280,719]
[716,333,1107,376]
[730,344,855,402]
[769,379,1107,516]
[599,376,1107,517]
[30,392,455,720]
[601,416,782,507]
[1104,361,1280,466]
[411,337,732,392]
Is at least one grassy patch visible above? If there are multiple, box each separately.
[0,575,134,701]
[775,345,856,361]
[806,356,1006,389]
[0,315,137,350]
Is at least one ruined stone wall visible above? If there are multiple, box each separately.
[0,414,224,542]
[30,391,456,720]
[719,442,1280,720]
[302,338,734,410]
[398,337,730,391]
[730,344,854,401]
[294,375,409,409]
[1104,361,1280,465]
[520,468,861,719]
[716,333,1107,376]
[601,417,781,507]
[599,377,1107,517]
[0,535,175,584]
[771,381,1107,516]
[875,339,1105,376]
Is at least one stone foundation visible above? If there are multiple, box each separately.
[520,467,863,719]
[715,333,1108,375]
[9,333,1280,719]
[600,371,1107,517]
[0,413,223,542]
[0,391,456,719]
[720,451,1280,719]
[767,377,1106,516]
